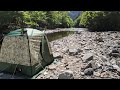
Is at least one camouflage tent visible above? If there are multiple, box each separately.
[0,28,54,77]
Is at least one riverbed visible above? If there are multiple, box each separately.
[36,31,120,79]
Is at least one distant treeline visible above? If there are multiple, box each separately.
[0,11,120,34]
[74,11,120,31]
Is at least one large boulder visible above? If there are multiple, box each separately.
[58,70,74,79]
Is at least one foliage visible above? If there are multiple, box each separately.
[74,15,81,27]
[79,11,120,31]
[0,11,74,34]
[0,11,22,34]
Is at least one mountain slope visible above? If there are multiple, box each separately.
[69,11,81,20]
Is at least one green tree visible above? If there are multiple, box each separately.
[0,11,22,34]
[79,11,120,31]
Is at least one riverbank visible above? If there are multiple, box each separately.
[36,31,120,79]
[44,28,88,34]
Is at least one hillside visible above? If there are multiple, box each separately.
[69,11,81,20]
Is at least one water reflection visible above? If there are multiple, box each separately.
[46,31,75,42]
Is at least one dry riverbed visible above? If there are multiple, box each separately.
[37,31,120,79]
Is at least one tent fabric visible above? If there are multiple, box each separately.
[0,28,54,77]
[7,28,45,36]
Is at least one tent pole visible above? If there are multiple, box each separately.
[26,33,32,76]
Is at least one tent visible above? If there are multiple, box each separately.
[0,28,54,77]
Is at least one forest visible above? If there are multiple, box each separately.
[0,11,120,34]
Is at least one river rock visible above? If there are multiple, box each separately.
[112,49,119,53]
[58,70,74,79]
[102,66,112,72]
[104,62,111,66]
[100,72,111,78]
[81,62,92,72]
[95,37,104,42]
[109,46,120,57]
[84,68,94,76]
[48,64,57,70]
[80,72,84,76]
[101,56,109,62]
[112,65,120,72]
[82,53,93,62]
[116,61,120,67]
[68,49,81,55]
[110,59,116,65]
[53,53,63,59]
[109,53,120,57]
[94,71,101,77]
[113,45,120,49]
[91,61,102,70]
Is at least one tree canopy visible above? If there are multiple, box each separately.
[0,11,74,34]
[75,11,120,31]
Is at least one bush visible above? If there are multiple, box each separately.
[80,11,120,31]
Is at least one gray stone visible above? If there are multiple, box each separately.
[96,37,104,42]
[82,53,93,62]
[94,71,100,77]
[116,61,120,67]
[110,59,116,65]
[75,31,81,34]
[100,72,110,78]
[109,53,120,57]
[84,68,94,76]
[58,70,74,79]
[101,56,108,62]
[114,53,120,57]
[117,42,120,45]
[53,53,63,59]
[80,72,84,76]
[81,62,92,71]
[68,49,81,55]
[48,64,57,70]
[102,66,114,72]
[112,49,119,53]
[112,65,120,72]
[62,48,69,53]
[43,71,48,75]
[92,62,102,70]
[113,45,120,48]
[84,47,91,50]
[104,62,111,66]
